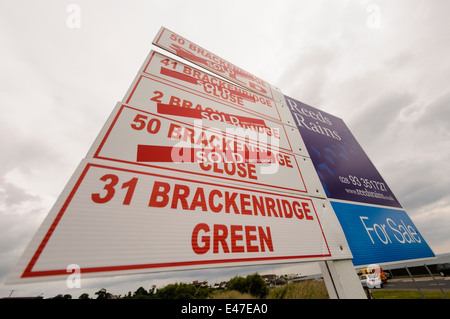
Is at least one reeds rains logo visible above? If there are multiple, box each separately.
[285,96,341,141]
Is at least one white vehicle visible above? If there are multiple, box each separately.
[360,274,382,289]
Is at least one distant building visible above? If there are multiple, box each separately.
[192,280,208,288]
[261,274,277,282]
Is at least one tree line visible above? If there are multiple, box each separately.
[50,273,269,299]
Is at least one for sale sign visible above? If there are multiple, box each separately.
[153,27,284,103]
[330,201,435,266]
[6,160,341,283]
[284,94,435,266]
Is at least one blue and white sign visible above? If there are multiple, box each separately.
[330,201,435,266]
[285,95,402,208]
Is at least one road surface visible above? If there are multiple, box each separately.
[380,276,450,291]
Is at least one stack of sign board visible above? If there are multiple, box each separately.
[7,27,433,284]
[151,27,433,268]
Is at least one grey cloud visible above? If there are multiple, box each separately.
[384,149,450,211]
[0,178,40,207]
[417,90,450,135]
[347,91,415,147]
[279,42,339,107]
[0,120,61,176]
[0,204,45,281]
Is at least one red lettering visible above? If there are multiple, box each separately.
[240,194,252,215]
[208,189,223,213]
[247,164,257,180]
[249,81,268,94]
[183,66,192,75]
[276,199,283,218]
[230,225,245,253]
[191,223,210,255]
[302,202,314,220]
[182,99,193,108]
[148,181,170,207]
[223,162,236,176]
[199,162,258,180]
[237,163,247,178]
[191,223,274,255]
[259,226,274,252]
[171,184,190,209]
[245,226,259,253]
[252,196,266,217]
[197,47,205,57]
[213,224,230,253]
[199,161,211,172]
[264,197,278,217]
[282,200,293,218]
[169,95,181,106]
[213,162,224,174]
[276,153,294,168]
[277,153,285,166]
[167,123,182,140]
[190,187,207,211]
[182,127,195,143]
[91,174,118,204]
[293,201,304,219]
[225,192,240,214]
[285,155,292,168]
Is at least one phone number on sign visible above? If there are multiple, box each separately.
[339,175,387,192]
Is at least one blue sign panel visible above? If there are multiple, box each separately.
[330,201,435,266]
[285,95,402,208]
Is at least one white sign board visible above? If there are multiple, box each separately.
[137,51,295,126]
[7,28,355,284]
[122,73,307,156]
[7,159,350,283]
[123,71,296,133]
[153,27,285,103]
[86,103,325,197]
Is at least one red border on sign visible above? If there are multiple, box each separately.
[153,27,277,102]
[94,104,308,195]
[142,51,284,123]
[21,162,331,278]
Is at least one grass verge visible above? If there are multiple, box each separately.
[210,280,329,299]
[371,290,450,299]
[267,280,329,299]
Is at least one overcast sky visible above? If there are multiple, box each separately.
[1,0,449,298]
